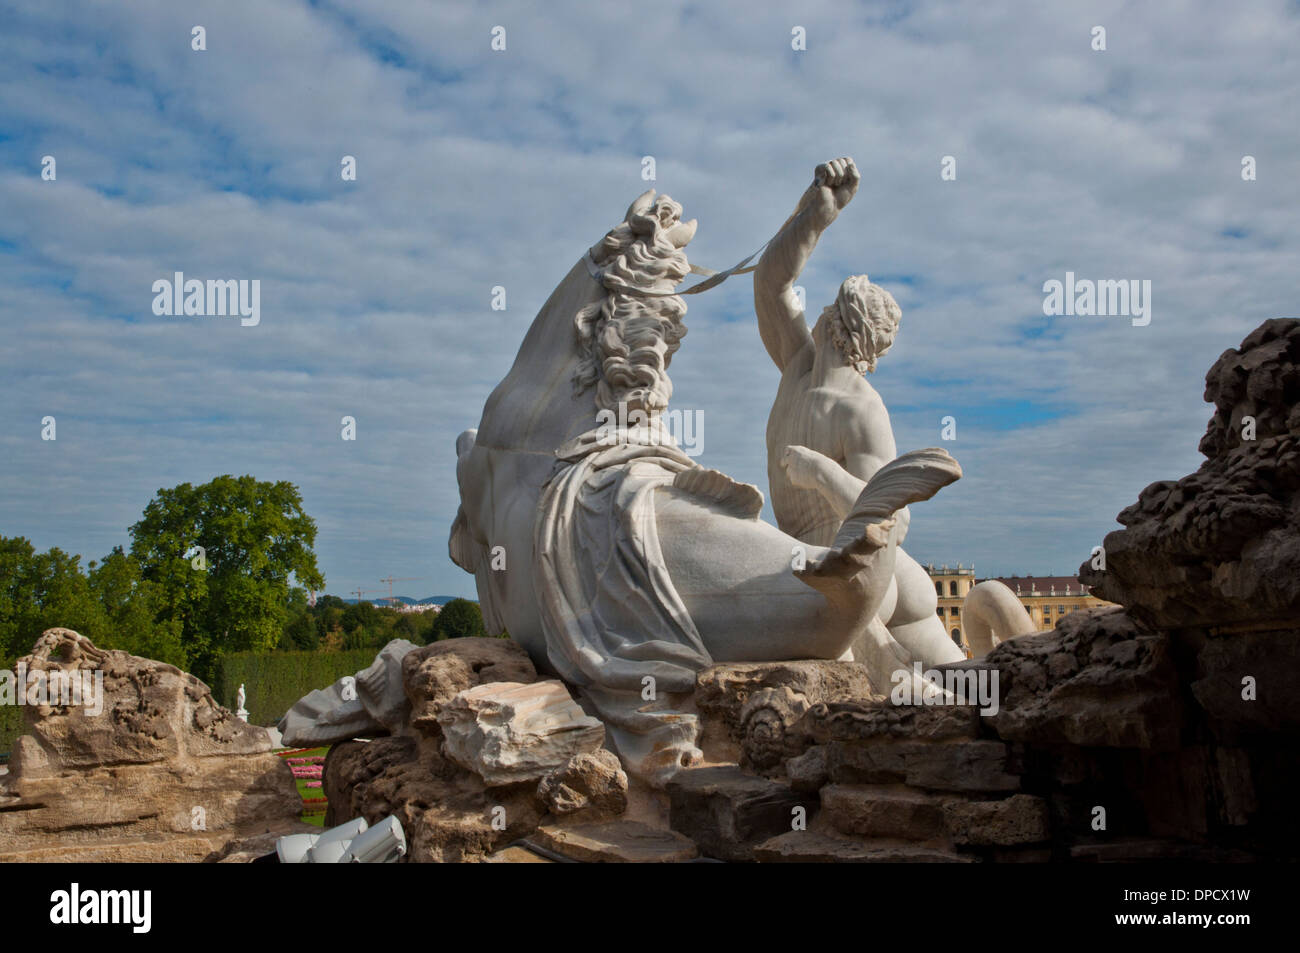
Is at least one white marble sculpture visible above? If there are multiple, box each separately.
[754,157,965,669]
[449,163,963,783]
[277,639,417,747]
[962,580,1039,658]
[235,683,248,722]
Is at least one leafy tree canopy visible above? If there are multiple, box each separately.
[129,475,324,679]
[431,598,486,640]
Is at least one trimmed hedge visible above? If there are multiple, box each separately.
[0,649,386,753]
[213,649,380,728]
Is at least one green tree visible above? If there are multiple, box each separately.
[280,587,320,651]
[280,611,319,651]
[129,476,324,681]
[87,547,186,667]
[394,611,437,645]
[431,598,486,640]
[0,536,107,662]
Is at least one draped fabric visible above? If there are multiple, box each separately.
[533,425,712,784]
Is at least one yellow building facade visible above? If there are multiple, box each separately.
[924,563,1114,653]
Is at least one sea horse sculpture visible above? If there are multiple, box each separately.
[449,185,962,784]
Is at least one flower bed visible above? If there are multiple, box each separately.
[277,746,330,827]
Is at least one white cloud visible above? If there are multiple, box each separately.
[2,0,1297,597]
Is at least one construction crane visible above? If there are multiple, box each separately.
[378,576,420,609]
[351,587,385,605]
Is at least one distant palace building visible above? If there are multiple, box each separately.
[924,563,1115,650]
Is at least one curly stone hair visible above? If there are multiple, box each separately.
[572,195,692,414]
[821,274,901,374]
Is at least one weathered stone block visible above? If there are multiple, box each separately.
[805,699,981,744]
[667,765,815,861]
[942,794,1051,846]
[753,831,974,863]
[987,609,1182,750]
[1188,628,1300,735]
[820,784,946,840]
[785,745,830,792]
[902,741,1021,793]
[824,739,916,784]
[532,820,698,863]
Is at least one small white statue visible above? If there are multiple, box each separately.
[235,683,248,722]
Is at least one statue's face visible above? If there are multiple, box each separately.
[873,319,899,357]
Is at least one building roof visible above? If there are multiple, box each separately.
[923,562,976,574]
[979,575,1094,597]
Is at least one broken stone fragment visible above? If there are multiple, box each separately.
[401,637,537,733]
[531,820,698,863]
[819,784,947,840]
[753,831,974,863]
[537,749,628,816]
[437,680,606,786]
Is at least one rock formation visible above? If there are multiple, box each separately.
[0,629,306,862]
[320,637,633,862]
[735,319,1300,861]
[537,750,629,817]
[1082,317,1300,632]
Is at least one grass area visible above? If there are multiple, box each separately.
[277,745,329,826]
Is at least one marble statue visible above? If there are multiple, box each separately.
[278,640,417,747]
[235,683,248,722]
[962,580,1039,658]
[449,163,963,783]
[753,157,965,668]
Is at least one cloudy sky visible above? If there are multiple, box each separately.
[3,0,1297,600]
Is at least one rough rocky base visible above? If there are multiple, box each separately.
[0,629,303,862]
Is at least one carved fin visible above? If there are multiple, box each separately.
[672,467,764,519]
[835,448,962,538]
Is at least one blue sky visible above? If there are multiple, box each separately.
[2,0,1297,599]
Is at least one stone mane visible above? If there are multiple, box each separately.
[572,192,694,415]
